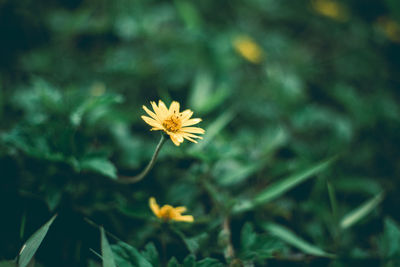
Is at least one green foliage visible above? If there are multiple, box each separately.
[1,0,400,266]
[111,242,152,267]
[233,157,335,213]
[140,243,160,267]
[239,223,286,262]
[340,192,384,230]
[18,215,57,267]
[262,223,334,258]
[379,218,400,259]
[101,227,117,267]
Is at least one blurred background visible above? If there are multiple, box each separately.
[0,0,400,266]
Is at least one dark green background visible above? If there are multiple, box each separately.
[1,0,400,266]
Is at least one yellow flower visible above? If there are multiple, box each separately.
[311,0,348,21]
[376,17,400,43]
[233,35,264,64]
[141,100,205,146]
[149,197,194,222]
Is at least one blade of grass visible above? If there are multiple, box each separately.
[327,180,338,222]
[262,223,335,258]
[340,192,384,230]
[90,248,102,260]
[17,214,57,267]
[233,157,336,213]
[190,109,236,151]
[101,227,117,267]
[19,210,27,240]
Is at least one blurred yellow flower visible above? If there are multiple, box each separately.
[233,35,264,64]
[141,100,205,146]
[149,197,194,222]
[311,0,348,21]
[377,17,400,43]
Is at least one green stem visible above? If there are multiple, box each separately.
[19,210,26,240]
[118,134,168,184]
[222,216,235,262]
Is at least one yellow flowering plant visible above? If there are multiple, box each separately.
[149,197,194,223]
[141,100,205,146]
[118,100,204,184]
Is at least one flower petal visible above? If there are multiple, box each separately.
[158,100,169,116]
[149,197,160,218]
[175,206,187,213]
[182,118,202,127]
[150,127,163,131]
[180,109,193,121]
[169,134,182,146]
[181,132,203,139]
[150,101,167,122]
[176,135,184,143]
[183,135,198,143]
[141,116,163,129]
[169,101,180,114]
[174,215,194,222]
[181,127,205,134]
[143,105,159,122]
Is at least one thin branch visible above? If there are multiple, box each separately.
[117,134,168,184]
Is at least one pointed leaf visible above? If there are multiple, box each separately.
[182,255,196,267]
[18,215,57,267]
[190,109,236,151]
[340,192,384,230]
[327,180,338,221]
[262,223,335,258]
[141,243,159,267]
[101,227,116,267]
[167,257,179,267]
[379,217,400,258]
[196,258,224,267]
[80,158,117,179]
[233,158,335,213]
[111,241,152,267]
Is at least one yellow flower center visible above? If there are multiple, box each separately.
[162,115,182,133]
[159,205,175,220]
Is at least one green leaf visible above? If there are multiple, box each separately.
[340,192,384,230]
[190,109,236,151]
[379,217,400,258]
[240,223,257,250]
[262,223,335,258]
[196,258,224,267]
[173,0,202,30]
[101,227,116,267]
[327,180,338,222]
[111,241,152,267]
[217,160,265,186]
[80,158,117,179]
[167,257,180,267]
[141,243,159,267]
[188,69,230,114]
[182,255,196,267]
[239,222,285,261]
[18,215,57,267]
[171,225,208,254]
[233,157,335,213]
[70,93,123,127]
